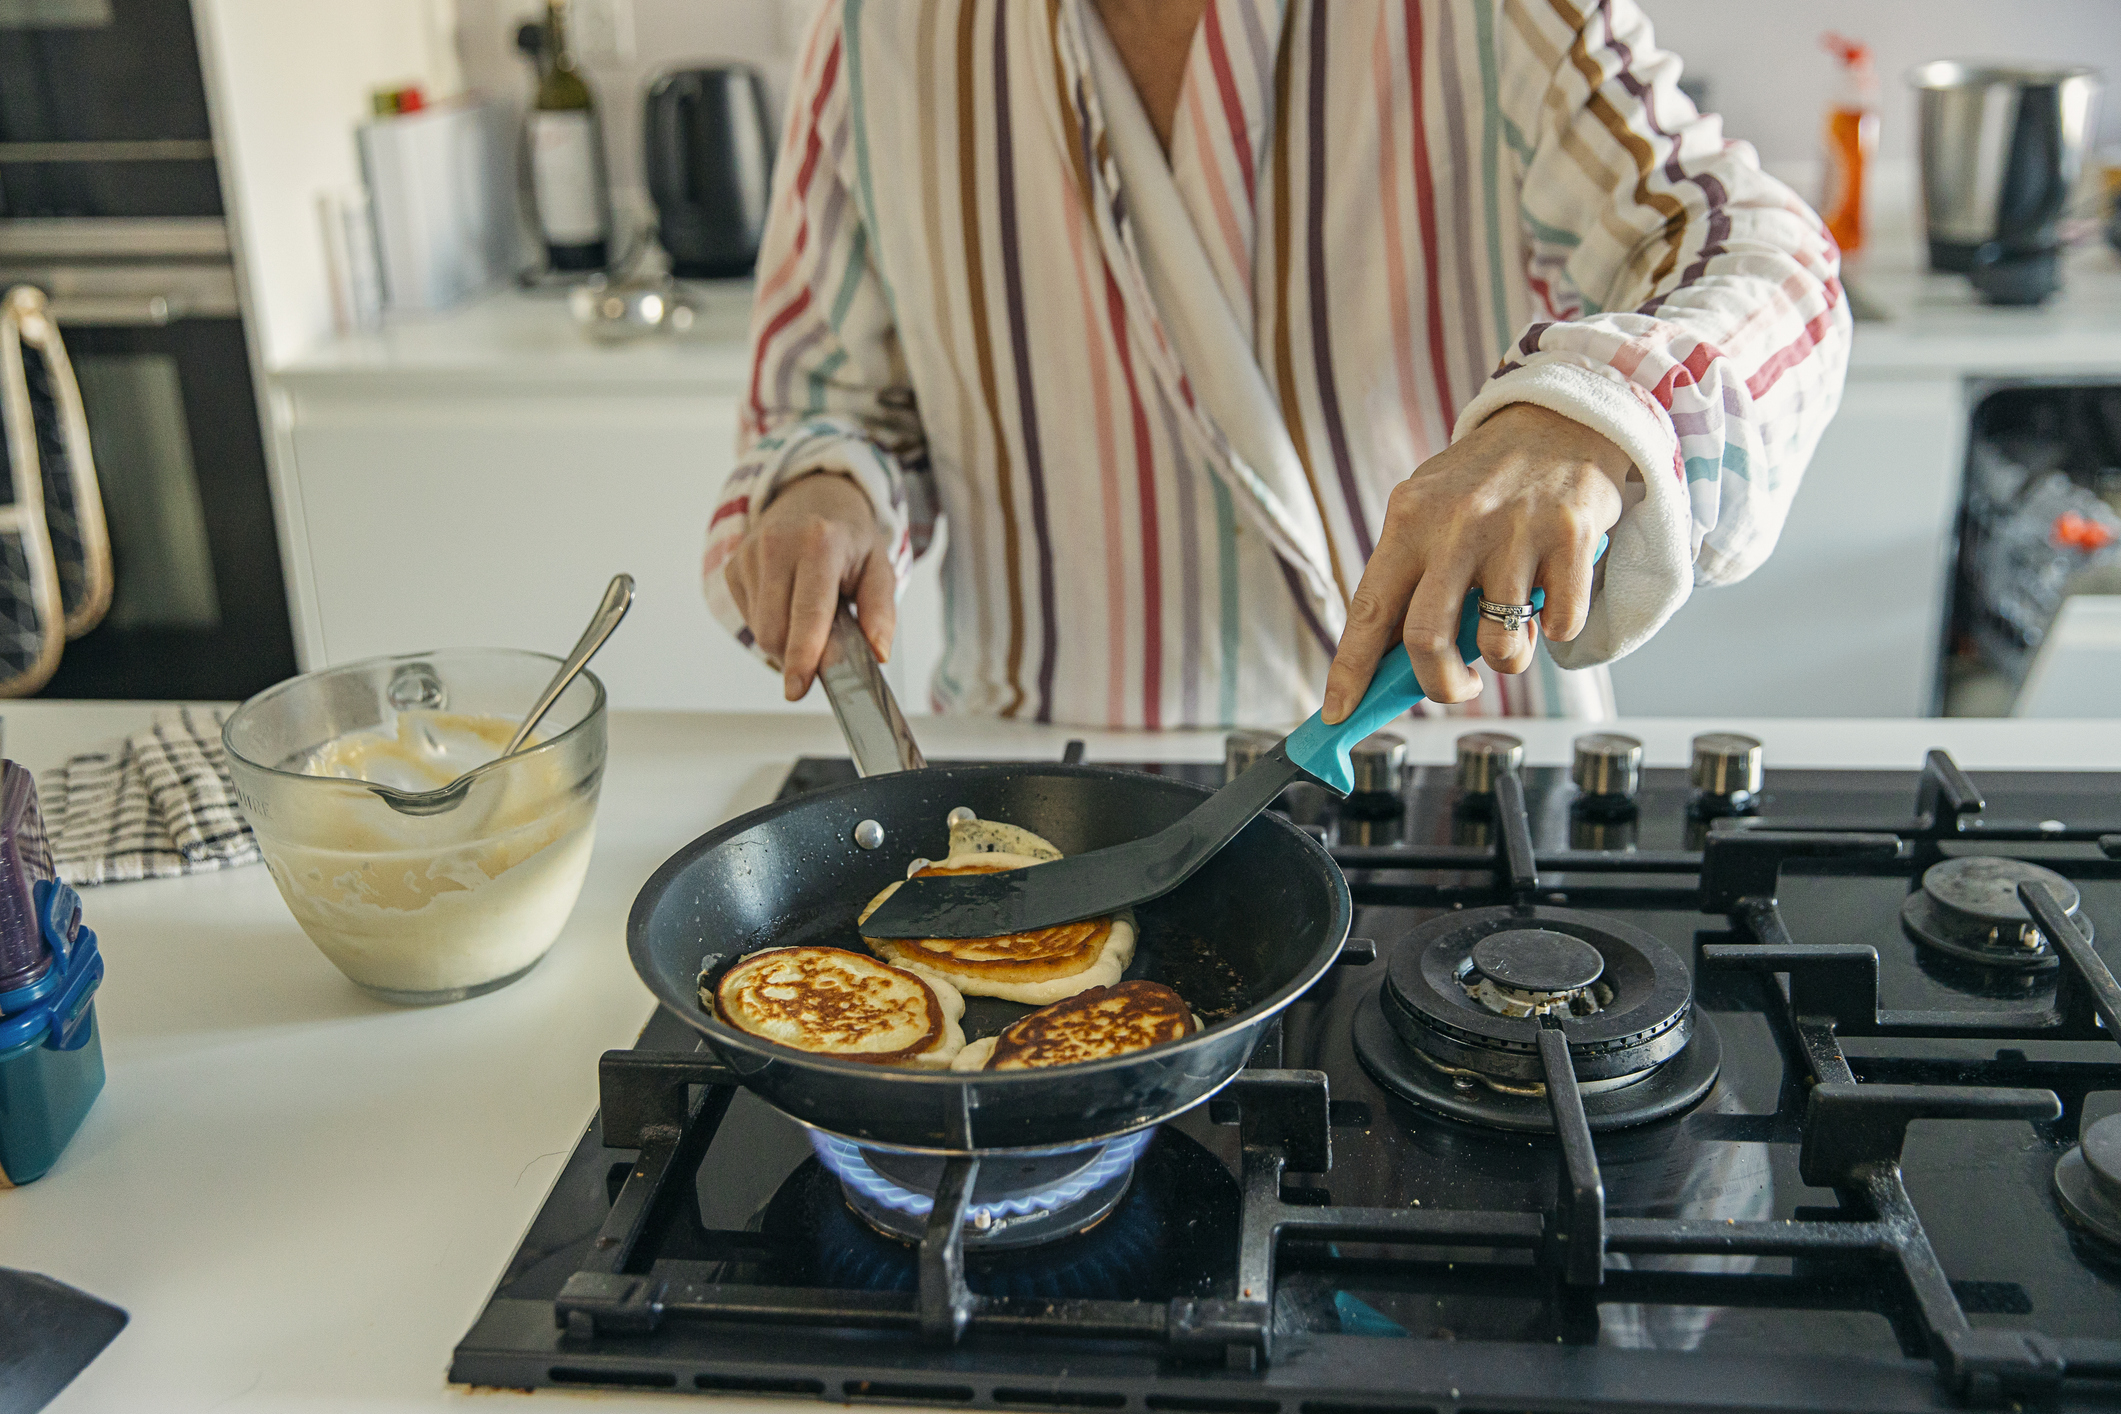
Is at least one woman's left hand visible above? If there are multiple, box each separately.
[1322,403,1631,721]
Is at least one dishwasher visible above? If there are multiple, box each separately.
[1942,382,2121,715]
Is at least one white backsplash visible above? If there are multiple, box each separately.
[453,0,2121,198]
[1646,0,2121,166]
[454,0,817,220]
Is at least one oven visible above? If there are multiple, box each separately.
[0,0,296,699]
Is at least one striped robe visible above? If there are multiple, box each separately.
[704,0,1850,728]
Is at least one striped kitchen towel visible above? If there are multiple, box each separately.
[46,706,261,885]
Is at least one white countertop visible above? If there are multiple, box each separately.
[9,701,2121,1413]
[272,279,759,394]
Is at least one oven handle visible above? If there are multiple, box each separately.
[40,293,189,327]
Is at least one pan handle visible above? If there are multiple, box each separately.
[819,603,928,776]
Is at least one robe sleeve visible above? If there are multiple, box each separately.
[702,0,934,663]
[1456,0,1851,668]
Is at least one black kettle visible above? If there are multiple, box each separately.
[645,65,775,280]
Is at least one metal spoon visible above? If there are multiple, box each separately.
[505,573,635,754]
[370,574,634,816]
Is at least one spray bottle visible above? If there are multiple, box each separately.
[1821,33,1879,258]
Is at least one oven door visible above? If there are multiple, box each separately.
[11,258,295,699]
[0,0,220,219]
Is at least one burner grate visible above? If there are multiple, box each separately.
[455,747,2121,1411]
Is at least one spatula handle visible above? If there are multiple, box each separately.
[1283,537,1607,795]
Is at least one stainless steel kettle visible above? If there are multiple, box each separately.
[644,65,776,280]
[1913,61,2101,304]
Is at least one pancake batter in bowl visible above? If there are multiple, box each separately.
[258,711,598,1001]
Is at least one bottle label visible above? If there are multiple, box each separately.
[531,111,606,247]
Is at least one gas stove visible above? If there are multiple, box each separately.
[453,733,2121,1411]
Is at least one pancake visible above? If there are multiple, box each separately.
[951,980,1198,1071]
[943,817,1062,862]
[710,945,966,1068]
[859,815,1134,1005]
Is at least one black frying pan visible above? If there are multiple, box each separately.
[625,612,1351,1154]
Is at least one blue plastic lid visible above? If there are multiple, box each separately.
[0,916,99,1056]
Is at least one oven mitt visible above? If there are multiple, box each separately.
[0,288,68,697]
[7,286,111,641]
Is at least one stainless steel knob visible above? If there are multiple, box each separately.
[1223,729,1279,785]
[1454,732,1524,796]
[1572,732,1644,800]
[1349,731,1407,796]
[1690,732,1764,798]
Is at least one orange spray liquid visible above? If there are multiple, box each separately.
[1821,33,1879,257]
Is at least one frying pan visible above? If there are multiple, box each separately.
[626,611,1351,1153]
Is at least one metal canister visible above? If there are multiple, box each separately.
[1912,62,2101,288]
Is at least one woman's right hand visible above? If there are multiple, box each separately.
[722,472,896,700]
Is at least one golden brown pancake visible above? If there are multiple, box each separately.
[880,862,1112,977]
[951,980,1198,1072]
[862,853,1137,1005]
[860,814,1134,1006]
[711,946,966,1067]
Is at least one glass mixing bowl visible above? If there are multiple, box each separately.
[223,649,606,1005]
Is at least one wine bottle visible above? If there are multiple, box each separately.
[529,0,610,272]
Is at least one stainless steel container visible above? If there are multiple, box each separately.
[1912,62,2100,298]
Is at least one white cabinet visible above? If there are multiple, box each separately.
[1607,376,1965,718]
[280,367,1964,720]
[275,371,946,713]
[279,379,778,711]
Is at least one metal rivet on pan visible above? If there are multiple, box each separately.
[947,806,977,826]
[906,857,932,879]
[853,820,885,850]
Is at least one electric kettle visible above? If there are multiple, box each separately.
[1912,61,2102,305]
[644,65,776,280]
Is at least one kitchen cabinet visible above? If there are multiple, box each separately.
[270,290,946,713]
[278,378,776,710]
[1607,375,1965,717]
[272,365,1969,719]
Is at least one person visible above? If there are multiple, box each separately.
[706,0,1849,728]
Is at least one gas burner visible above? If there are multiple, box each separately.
[1899,857,2092,971]
[808,1128,1156,1250]
[1354,906,1720,1132]
[1460,928,1611,1019]
[760,1129,1241,1301]
[2056,1114,2121,1254]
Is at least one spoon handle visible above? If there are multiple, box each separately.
[506,574,635,756]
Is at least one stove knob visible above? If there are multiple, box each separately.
[1223,729,1279,785]
[1690,732,1764,801]
[1349,731,1408,796]
[1572,732,1644,801]
[1454,731,1524,796]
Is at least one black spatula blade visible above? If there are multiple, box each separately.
[0,1268,128,1412]
[858,747,1309,940]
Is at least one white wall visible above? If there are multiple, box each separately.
[194,0,464,370]
[453,0,814,222]
[448,0,2121,188]
[1643,0,2121,168]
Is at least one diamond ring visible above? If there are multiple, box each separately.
[1476,597,1537,633]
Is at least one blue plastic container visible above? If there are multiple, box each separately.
[0,762,105,1186]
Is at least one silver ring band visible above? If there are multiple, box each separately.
[1477,597,1537,633]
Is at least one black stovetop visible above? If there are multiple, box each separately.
[454,744,2121,1412]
